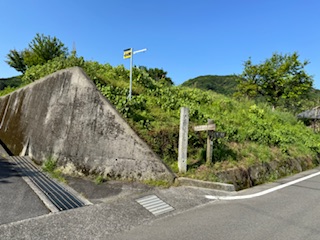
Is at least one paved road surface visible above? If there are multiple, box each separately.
[1,166,320,239]
[111,172,320,240]
[0,158,49,225]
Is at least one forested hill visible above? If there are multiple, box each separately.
[181,75,238,96]
[0,76,22,90]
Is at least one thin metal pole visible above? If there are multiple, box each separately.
[129,49,133,100]
[133,48,147,54]
[125,48,146,100]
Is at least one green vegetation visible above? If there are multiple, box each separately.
[235,52,313,110]
[5,50,26,73]
[143,179,171,188]
[94,175,105,185]
[9,55,320,183]
[181,53,320,115]
[0,76,25,97]
[42,157,66,183]
[2,35,320,186]
[6,33,68,74]
[0,76,22,89]
[139,66,173,86]
[181,75,238,96]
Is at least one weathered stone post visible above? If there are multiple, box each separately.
[206,119,214,164]
[178,107,189,173]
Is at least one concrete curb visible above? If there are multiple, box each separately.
[176,177,236,192]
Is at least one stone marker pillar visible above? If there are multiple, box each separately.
[178,107,189,173]
[206,119,214,164]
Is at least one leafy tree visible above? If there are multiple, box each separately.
[6,33,68,73]
[23,33,68,67]
[5,49,27,73]
[140,66,173,86]
[236,52,313,109]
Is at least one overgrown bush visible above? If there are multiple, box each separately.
[22,53,85,82]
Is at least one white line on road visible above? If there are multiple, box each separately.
[205,171,320,200]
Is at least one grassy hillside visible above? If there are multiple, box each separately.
[181,75,238,96]
[2,57,320,188]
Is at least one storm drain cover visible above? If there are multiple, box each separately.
[136,195,174,216]
[10,156,87,212]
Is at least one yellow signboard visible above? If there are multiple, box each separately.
[123,48,132,59]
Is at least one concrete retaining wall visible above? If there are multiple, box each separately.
[0,67,174,182]
[216,157,315,190]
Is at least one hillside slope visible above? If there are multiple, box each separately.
[0,76,22,90]
[2,57,320,189]
[181,75,238,95]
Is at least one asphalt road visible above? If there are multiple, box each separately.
[111,173,320,240]
[2,166,320,240]
[0,158,49,225]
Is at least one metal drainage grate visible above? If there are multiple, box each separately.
[10,156,88,212]
[136,195,174,216]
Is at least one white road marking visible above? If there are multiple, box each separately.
[205,171,320,200]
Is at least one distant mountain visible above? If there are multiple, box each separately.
[0,76,22,90]
[181,75,238,96]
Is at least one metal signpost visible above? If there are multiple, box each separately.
[123,48,147,100]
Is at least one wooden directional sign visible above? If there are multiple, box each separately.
[123,48,132,59]
[194,124,216,132]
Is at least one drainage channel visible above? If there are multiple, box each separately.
[9,156,87,212]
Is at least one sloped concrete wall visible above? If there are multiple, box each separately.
[0,67,174,181]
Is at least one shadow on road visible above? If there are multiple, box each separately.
[0,139,30,183]
[0,158,21,183]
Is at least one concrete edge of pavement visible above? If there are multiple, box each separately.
[175,177,236,192]
[176,166,320,194]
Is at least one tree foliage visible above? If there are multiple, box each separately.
[5,49,27,73]
[22,51,84,82]
[24,33,68,67]
[139,66,173,86]
[0,76,22,90]
[235,52,313,109]
[181,75,238,95]
[6,33,68,73]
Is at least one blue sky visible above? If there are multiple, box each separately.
[1,0,320,88]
